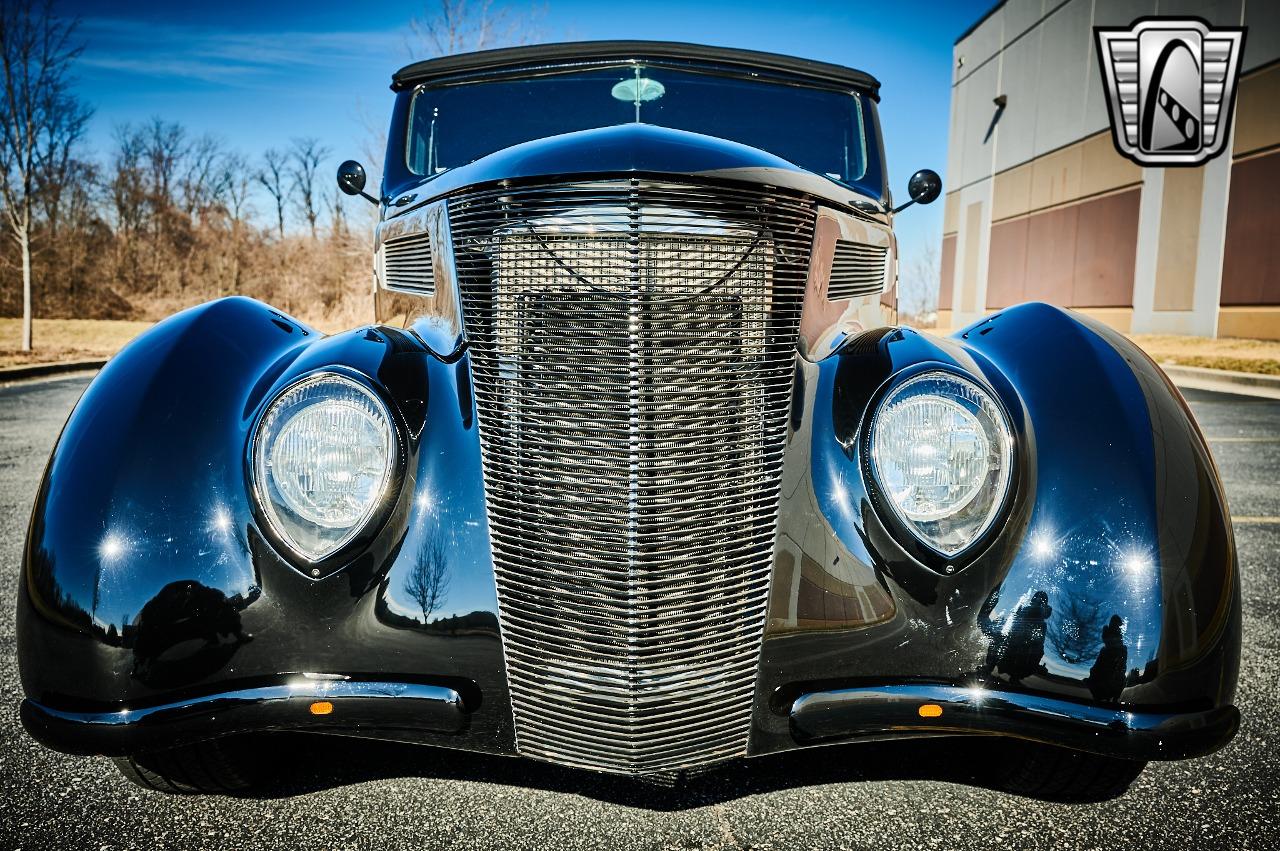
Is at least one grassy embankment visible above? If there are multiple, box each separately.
[3,318,1280,376]
[1129,334,1280,376]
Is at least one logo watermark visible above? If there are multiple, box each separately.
[1095,17,1246,167]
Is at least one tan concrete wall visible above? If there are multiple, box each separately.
[1153,168,1206,312]
[961,202,983,313]
[1233,64,1280,158]
[939,234,957,309]
[1218,307,1280,340]
[943,191,960,236]
[991,131,1141,223]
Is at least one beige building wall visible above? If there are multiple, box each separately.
[941,0,1280,338]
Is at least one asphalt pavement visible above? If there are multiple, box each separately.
[1,376,1276,850]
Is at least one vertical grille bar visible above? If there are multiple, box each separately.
[451,179,814,774]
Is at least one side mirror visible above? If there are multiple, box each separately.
[337,159,378,205]
[892,169,942,214]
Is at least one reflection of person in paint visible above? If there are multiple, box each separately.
[982,590,1052,683]
[1087,615,1129,703]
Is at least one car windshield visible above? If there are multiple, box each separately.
[406,64,870,186]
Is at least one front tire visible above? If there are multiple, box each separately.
[994,741,1147,802]
[112,738,258,795]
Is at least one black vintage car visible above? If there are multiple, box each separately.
[17,42,1239,799]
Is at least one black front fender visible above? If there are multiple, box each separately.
[17,297,514,755]
[753,302,1240,758]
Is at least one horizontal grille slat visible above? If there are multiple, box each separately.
[827,238,887,300]
[451,178,813,775]
[382,232,435,294]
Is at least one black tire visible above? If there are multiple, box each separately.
[993,741,1147,802]
[112,738,258,795]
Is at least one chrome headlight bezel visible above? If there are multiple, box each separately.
[249,369,404,573]
[861,365,1017,567]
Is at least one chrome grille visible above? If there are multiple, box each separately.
[451,179,814,774]
[382,231,435,294]
[827,238,887,300]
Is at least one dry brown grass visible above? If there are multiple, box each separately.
[0,318,153,368]
[1129,334,1280,376]
[5,312,1279,376]
[0,289,374,369]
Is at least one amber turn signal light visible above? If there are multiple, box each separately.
[918,703,943,718]
[309,701,334,715]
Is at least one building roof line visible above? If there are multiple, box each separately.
[956,0,1007,45]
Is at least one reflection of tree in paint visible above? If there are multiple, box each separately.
[1087,615,1130,703]
[403,529,451,624]
[981,590,1052,684]
[1047,593,1108,665]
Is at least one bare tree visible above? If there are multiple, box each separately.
[1047,594,1107,665]
[288,137,329,240]
[403,530,451,624]
[33,92,89,239]
[899,241,940,327]
[407,0,545,57]
[324,184,346,238]
[142,118,185,210]
[257,148,288,239]
[220,151,252,292]
[221,152,253,227]
[0,0,87,350]
[181,133,229,222]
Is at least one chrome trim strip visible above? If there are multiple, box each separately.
[790,683,1239,760]
[34,681,464,727]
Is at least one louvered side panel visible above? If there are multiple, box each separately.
[382,232,435,294]
[827,239,887,300]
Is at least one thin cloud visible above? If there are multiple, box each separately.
[77,17,401,85]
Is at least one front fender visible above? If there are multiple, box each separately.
[753,302,1239,755]
[17,297,513,754]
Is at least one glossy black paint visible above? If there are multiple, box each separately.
[892,168,943,213]
[336,159,367,195]
[391,41,882,98]
[336,159,379,206]
[17,297,515,755]
[22,681,464,757]
[790,684,1239,761]
[751,303,1239,756]
[907,168,942,205]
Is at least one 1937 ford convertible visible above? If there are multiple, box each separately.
[17,42,1239,799]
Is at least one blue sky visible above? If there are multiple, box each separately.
[61,0,991,279]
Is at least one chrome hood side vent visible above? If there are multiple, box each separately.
[826,238,887,301]
[381,231,436,295]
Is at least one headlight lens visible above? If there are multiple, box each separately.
[869,370,1012,556]
[253,373,396,561]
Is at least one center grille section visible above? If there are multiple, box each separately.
[451,180,814,774]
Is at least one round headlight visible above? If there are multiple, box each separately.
[869,370,1013,557]
[253,373,396,561]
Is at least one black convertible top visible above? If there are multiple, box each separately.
[392,41,881,100]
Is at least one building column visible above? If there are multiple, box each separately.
[1191,136,1235,338]
[1130,167,1164,333]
